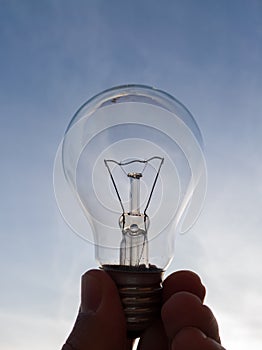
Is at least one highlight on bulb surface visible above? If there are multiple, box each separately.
[54,84,207,337]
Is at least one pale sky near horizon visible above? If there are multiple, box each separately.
[1,1,262,349]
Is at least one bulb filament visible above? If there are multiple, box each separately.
[104,157,164,267]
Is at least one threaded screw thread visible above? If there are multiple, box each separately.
[103,265,163,339]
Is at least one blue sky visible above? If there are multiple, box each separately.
[1,1,262,349]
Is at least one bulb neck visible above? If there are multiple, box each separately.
[102,264,163,339]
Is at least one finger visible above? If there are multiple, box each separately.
[162,291,220,343]
[171,327,226,350]
[62,269,127,350]
[137,320,169,350]
[162,270,206,303]
[138,271,207,350]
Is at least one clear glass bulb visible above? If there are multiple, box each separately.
[54,84,207,337]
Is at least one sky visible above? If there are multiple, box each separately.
[0,0,262,349]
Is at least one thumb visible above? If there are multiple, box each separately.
[62,269,127,350]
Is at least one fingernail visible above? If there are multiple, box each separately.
[81,272,102,313]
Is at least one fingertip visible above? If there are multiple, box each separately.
[171,326,206,349]
[82,269,120,295]
[82,268,110,282]
[163,270,206,302]
[172,327,225,350]
[81,268,122,306]
[78,269,127,348]
[81,271,104,313]
[161,291,220,343]
[161,291,203,336]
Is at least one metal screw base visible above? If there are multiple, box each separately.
[103,264,163,339]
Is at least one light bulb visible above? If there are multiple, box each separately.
[54,84,207,338]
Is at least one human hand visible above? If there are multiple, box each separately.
[139,270,225,349]
[61,269,225,350]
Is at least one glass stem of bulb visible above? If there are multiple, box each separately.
[120,172,148,267]
[129,172,141,215]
